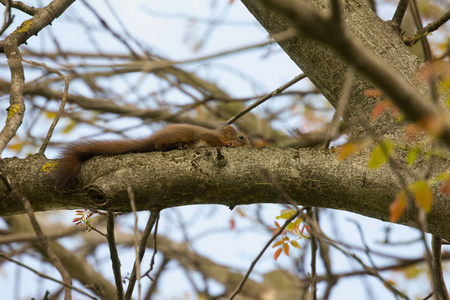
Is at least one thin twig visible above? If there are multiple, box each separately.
[143,258,169,300]
[141,214,160,279]
[0,171,73,300]
[323,67,354,149]
[405,10,450,47]
[0,0,13,35]
[348,218,378,268]
[106,210,124,300]
[316,223,337,299]
[308,208,318,300]
[127,184,141,300]
[0,0,37,15]
[409,0,431,61]
[307,216,410,299]
[227,74,306,124]
[391,0,410,28]
[0,253,97,300]
[261,167,409,299]
[227,210,302,300]
[124,208,160,300]
[22,59,69,154]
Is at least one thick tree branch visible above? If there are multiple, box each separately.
[0,0,76,52]
[241,0,450,144]
[0,42,24,154]
[1,148,449,241]
[256,0,450,148]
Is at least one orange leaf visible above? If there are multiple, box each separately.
[371,101,389,120]
[236,208,246,217]
[274,248,282,261]
[229,218,235,230]
[336,142,355,161]
[371,100,400,120]
[302,224,310,235]
[272,240,285,248]
[364,89,383,98]
[417,115,445,137]
[390,190,407,222]
[439,178,450,196]
[283,243,290,256]
[335,138,371,161]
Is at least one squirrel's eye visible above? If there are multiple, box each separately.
[239,135,244,140]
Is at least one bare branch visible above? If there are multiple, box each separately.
[227,73,306,124]
[0,42,24,155]
[0,0,76,52]
[259,0,450,148]
[391,0,409,28]
[124,209,160,300]
[0,0,37,16]
[0,171,73,299]
[106,210,124,300]
[0,253,97,299]
[431,236,449,299]
[22,59,69,154]
[323,67,354,149]
[227,209,302,300]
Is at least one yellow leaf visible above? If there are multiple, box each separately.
[368,140,394,169]
[7,142,22,151]
[62,120,77,134]
[45,111,57,119]
[290,240,301,249]
[410,180,433,212]
[286,223,295,231]
[276,209,295,219]
[404,265,421,279]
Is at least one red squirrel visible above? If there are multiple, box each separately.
[53,123,250,188]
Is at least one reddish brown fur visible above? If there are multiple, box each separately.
[53,124,250,188]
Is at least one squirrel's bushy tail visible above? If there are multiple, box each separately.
[53,138,154,188]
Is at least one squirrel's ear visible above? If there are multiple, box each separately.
[217,123,234,131]
[217,123,228,130]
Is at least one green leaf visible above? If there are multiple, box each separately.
[368,140,394,169]
[428,172,449,186]
[407,147,419,165]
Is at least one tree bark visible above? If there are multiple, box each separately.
[1,148,449,240]
[241,0,449,142]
